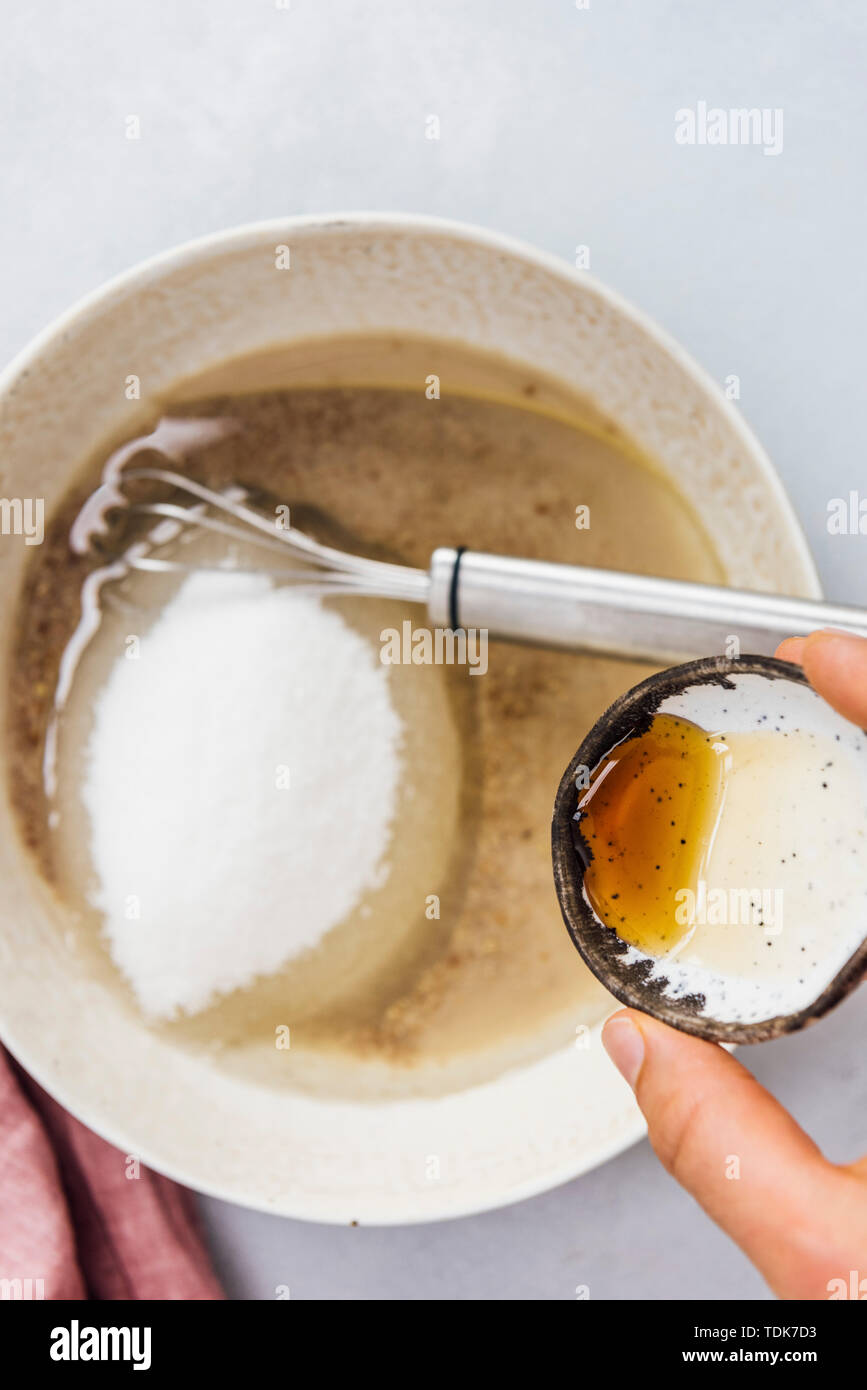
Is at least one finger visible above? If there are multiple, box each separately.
[797,630,867,727]
[775,635,806,665]
[603,1009,865,1297]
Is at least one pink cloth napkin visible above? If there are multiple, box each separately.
[0,1048,223,1300]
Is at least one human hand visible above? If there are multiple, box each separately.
[602,629,867,1300]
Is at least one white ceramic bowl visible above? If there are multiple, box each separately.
[0,215,820,1223]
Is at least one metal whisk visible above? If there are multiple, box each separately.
[103,466,430,603]
[74,459,867,666]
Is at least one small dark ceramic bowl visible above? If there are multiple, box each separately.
[551,654,867,1044]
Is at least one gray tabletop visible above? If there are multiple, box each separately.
[2,0,865,1300]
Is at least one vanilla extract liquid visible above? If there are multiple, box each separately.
[576,714,731,955]
[575,705,867,1027]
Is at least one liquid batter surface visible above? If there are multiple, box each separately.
[6,336,724,1097]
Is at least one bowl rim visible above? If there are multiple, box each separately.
[0,1017,648,1227]
[0,209,827,604]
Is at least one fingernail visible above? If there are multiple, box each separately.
[602,1014,645,1089]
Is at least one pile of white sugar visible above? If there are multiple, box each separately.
[82,572,403,1019]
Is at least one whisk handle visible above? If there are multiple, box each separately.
[427,548,867,665]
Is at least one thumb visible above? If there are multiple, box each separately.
[776,629,867,728]
[602,1009,864,1298]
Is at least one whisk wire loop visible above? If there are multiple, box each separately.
[90,465,430,603]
